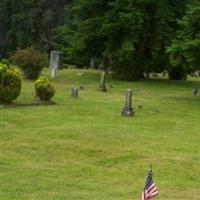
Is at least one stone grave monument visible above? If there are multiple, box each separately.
[71,88,78,98]
[121,89,134,117]
[98,71,107,92]
[50,50,61,78]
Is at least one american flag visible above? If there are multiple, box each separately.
[141,169,159,200]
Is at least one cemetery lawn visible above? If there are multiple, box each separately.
[1,69,200,200]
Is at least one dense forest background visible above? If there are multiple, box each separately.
[0,0,200,80]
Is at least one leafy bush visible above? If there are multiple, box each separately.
[1,59,10,66]
[0,63,21,103]
[35,77,55,101]
[168,65,187,80]
[167,44,188,80]
[112,42,144,81]
[10,47,48,80]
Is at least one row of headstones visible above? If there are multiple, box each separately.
[71,72,134,117]
[49,50,198,115]
[49,51,134,116]
[71,87,134,117]
[49,51,109,78]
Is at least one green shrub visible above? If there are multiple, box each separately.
[168,65,187,80]
[0,63,21,104]
[10,47,48,80]
[35,77,55,101]
[167,45,188,80]
[1,59,10,66]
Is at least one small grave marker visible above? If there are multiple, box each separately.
[71,88,78,98]
[193,87,199,96]
[98,71,107,92]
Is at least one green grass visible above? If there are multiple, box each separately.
[1,69,200,200]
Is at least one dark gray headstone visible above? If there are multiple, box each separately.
[193,87,198,96]
[50,50,61,78]
[71,88,78,98]
[121,89,134,117]
[98,71,107,92]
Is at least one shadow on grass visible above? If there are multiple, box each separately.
[0,101,56,108]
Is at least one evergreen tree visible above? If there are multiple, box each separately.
[63,0,186,80]
[0,0,71,58]
[167,3,200,76]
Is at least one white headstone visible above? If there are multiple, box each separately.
[50,50,60,78]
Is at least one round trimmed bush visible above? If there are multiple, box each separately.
[35,77,55,101]
[10,47,48,80]
[0,63,21,104]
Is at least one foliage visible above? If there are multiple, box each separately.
[167,4,200,74]
[35,76,55,101]
[168,65,188,80]
[10,47,48,80]
[1,58,10,66]
[0,62,21,103]
[1,0,199,81]
[0,0,72,58]
[60,0,188,80]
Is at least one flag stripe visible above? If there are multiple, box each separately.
[141,170,159,200]
[147,183,156,193]
[149,187,158,195]
[149,191,159,199]
[149,190,159,197]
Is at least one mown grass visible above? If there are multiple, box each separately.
[1,69,200,200]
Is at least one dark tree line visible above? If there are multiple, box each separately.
[0,0,71,58]
[0,0,200,80]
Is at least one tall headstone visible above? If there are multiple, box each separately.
[50,50,61,78]
[71,88,78,98]
[98,71,107,92]
[121,89,134,117]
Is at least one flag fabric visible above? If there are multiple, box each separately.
[141,169,159,200]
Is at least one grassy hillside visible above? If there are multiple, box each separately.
[1,69,200,200]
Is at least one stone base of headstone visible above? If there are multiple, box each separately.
[98,85,107,92]
[121,107,134,116]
